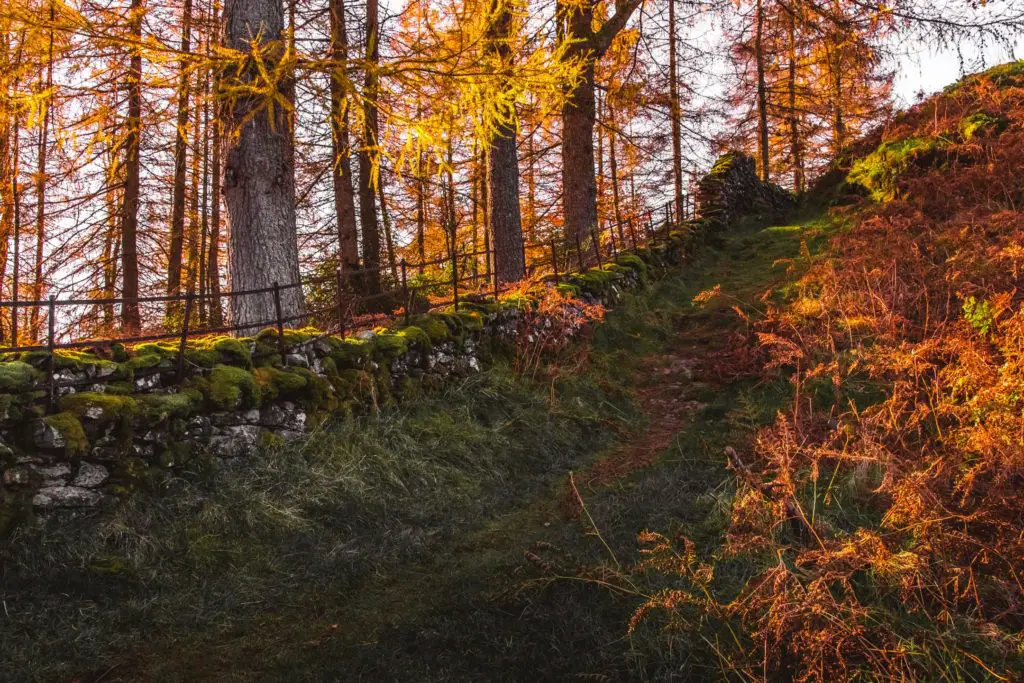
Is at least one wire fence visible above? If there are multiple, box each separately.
[0,195,696,402]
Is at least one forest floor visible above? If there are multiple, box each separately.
[5,214,826,682]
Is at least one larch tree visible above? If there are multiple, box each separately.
[221,0,303,329]
[328,0,359,274]
[485,0,525,283]
[357,0,382,294]
[557,0,644,241]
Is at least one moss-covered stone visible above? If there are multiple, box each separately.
[206,365,260,410]
[412,314,452,343]
[395,325,431,349]
[0,362,40,392]
[959,112,1008,140]
[327,337,370,369]
[253,366,309,403]
[136,393,197,424]
[846,136,945,201]
[58,393,138,426]
[369,333,410,361]
[43,412,88,457]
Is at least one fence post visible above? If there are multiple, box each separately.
[573,229,589,272]
[177,291,194,382]
[590,225,603,267]
[451,248,460,311]
[46,296,55,412]
[273,281,286,364]
[335,268,347,337]
[10,290,18,348]
[550,236,559,286]
[400,259,410,325]
[628,218,639,250]
[608,222,618,259]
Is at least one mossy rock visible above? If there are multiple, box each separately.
[43,412,88,457]
[614,253,648,277]
[556,283,582,299]
[411,314,452,343]
[327,337,370,369]
[135,393,197,425]
[369,333,409,361]
[253,366,309,403]
[0,362,41,392]
[396,325,431,349]
[846,136,946,201]
[205,365,260,410]
[58,392,138,426]
[959,112,1008,141]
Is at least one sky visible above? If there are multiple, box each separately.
[892,39,1020,105]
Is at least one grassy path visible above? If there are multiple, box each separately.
[69,218,818,682]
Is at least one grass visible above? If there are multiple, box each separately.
[1,219,815,682]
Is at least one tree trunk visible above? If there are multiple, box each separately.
[558,0,641,242]
[222,0,303,331]
[486,0,525,283]
[329,0,359,272]
[168,0,193,305]
[357,0,381,294]
[32,1,54,340]
[608,102,624,239]
[0,35,12,342]
[561,58,597,242]
[120,0,143,333]
[207,0,223,328]
[787,10,803,193]
[668,0,683,212]
[377,167,397,282]
[755,0,770,182]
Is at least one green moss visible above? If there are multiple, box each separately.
[253,366,309,402]
[615,253,648,277]
[58,392,138,425]
[396,325,431,349]
[959,112,1008,141]
[0,362,40,392]
[456,311,485,332]
[136,393,197,423]
[43,412,88,457]
[411,314,452,343]
[369,333,409,361]
[846,136,945,201]
[210,337,252,367]
[328,337,370,369]
[207,365,260,410]
[556,283,582,299]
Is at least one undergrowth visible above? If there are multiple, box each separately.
[0,360,633,681]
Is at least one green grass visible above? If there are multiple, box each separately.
[0,219,818,682]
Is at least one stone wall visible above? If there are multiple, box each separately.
[696,151,794,230]
[0,240,691,526]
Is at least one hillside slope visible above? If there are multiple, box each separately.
[611,60,1024,680]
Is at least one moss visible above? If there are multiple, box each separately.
[846,136,945,201]
[136,393,197,423]
[412,314,452,343]
[0,394,22,422]
[43,412,88,457]
[58,392,138,426]
[0,362,40,392]
[615,253,648,277]
[210,337,252,367]
[207,365,260,410]
[396,325,431,349]
[253,366,309,403]
[556,283,582,299]
[369,333,409,361]
[328,337,371,369]
[456,311,485,332]
[959,112,1008,141]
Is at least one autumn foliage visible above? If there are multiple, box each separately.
[629,62,1024,680]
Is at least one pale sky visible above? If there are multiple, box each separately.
[892,40,1020,105]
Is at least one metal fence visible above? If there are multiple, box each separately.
[0,196,695,379]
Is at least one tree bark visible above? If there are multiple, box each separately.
[357,0,381,294]
[120,0,143,333]
[558,0,642,242]
[329,0,359,272]
[755,0,770,182]
[668,0,684,212]
[207,0,223,328]
[222,0,303,331]
[787,10,803,193]
[486,0,525,283]
[167,0,193,304]
[31,1,55,340]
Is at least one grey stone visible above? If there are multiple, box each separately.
[2,465,36,488]
[33,420,65,450]
[356,329,376,340]
[208,425,261,458]
[72,462,109,488]
[285,353,309,368]
[33,485,102,509]
[31,463,72,485]
[135,373,161,391]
